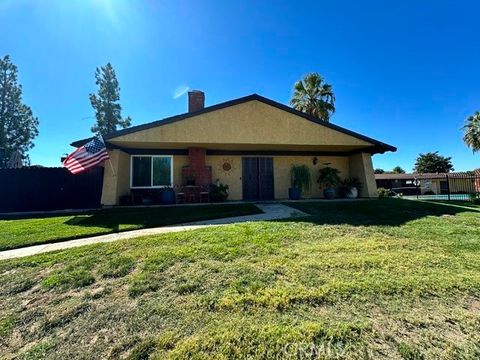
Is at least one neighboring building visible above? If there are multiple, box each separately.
[71,92,396,205]
[375,171,480,196]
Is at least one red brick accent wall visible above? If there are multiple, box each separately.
[181,147,212,186]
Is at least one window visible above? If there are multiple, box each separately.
[131,156,172,188]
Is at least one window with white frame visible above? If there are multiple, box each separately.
[130,155,173,188]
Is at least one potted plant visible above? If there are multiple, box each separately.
[317,166,341,199]
[209,182,229,202]
[339,177,362,199]
[289,165,312,200]
[160,186,176,204]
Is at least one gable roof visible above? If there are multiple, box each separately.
[72,94,396,153]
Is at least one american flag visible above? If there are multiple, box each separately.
[63,136,109,174]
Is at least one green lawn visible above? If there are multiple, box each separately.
[1,199,480,359]
[0,203,262,251]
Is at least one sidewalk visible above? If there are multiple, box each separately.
[0,204,309,261]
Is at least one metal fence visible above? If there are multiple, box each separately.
[377,173,480,201]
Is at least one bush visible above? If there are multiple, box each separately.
[377,187,390,198]
[338,177,363,197]
[209,182,229,202]
[423,191,434,195]
[469,193,480,204]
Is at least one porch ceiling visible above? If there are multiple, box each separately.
[106,140,378,154]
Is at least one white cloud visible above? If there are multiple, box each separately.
[173,85,190,99]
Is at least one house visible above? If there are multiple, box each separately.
[71,91,396,205]
[375,171,480,196]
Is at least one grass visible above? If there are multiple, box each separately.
[0,199,479,358]
[0,203,262,251]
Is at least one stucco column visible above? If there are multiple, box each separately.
[348,153,378,198]
[100,149,130,205]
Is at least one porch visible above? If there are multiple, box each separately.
[100,146,378,206]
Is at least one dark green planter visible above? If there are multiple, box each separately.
[160,189,176,204]
[323,188,336,199]
[288,187,301,200]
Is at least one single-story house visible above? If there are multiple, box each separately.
[375,171,480,196]
[71,91,396,205]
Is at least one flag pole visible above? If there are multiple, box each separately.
[108,158,116,177]
[100,135,116,177]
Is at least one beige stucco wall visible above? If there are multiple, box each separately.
[100,149,130,205]
[108,100,374,152]
[348,153,378,198]
[173,155,189,186]
[206,156,243,200]
[101,152,378,204]
[208,155,352,200]
[273,156,350,199]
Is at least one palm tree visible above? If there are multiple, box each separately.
[290,73,335,122]
[463,111,480,153]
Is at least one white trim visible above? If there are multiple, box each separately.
[130,155,174,189]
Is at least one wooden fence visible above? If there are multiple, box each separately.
[0,167,104,213]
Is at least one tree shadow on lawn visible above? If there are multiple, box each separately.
[281,198,480,227]
[63,204,261,230]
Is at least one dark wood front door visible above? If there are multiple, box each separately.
[242,157,274,201]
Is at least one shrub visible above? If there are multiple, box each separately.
[209,182,229,202]
[423,191,434,195]
[377,187,390,198]
[469,193,480,204]
[339,177,362,197]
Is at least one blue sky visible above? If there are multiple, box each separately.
[0,0,479,171]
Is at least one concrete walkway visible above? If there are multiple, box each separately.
[0,204,308,261]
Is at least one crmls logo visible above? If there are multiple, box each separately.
[282,341,349,359]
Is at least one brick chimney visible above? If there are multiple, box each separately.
[188,90,205,113]
[181,147,212,186]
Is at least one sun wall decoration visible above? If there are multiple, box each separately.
[218,158,236,176]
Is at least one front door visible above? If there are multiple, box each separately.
[242,157,274,201]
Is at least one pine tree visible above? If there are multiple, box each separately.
[0,55,39,164]
[89,63,131,135]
